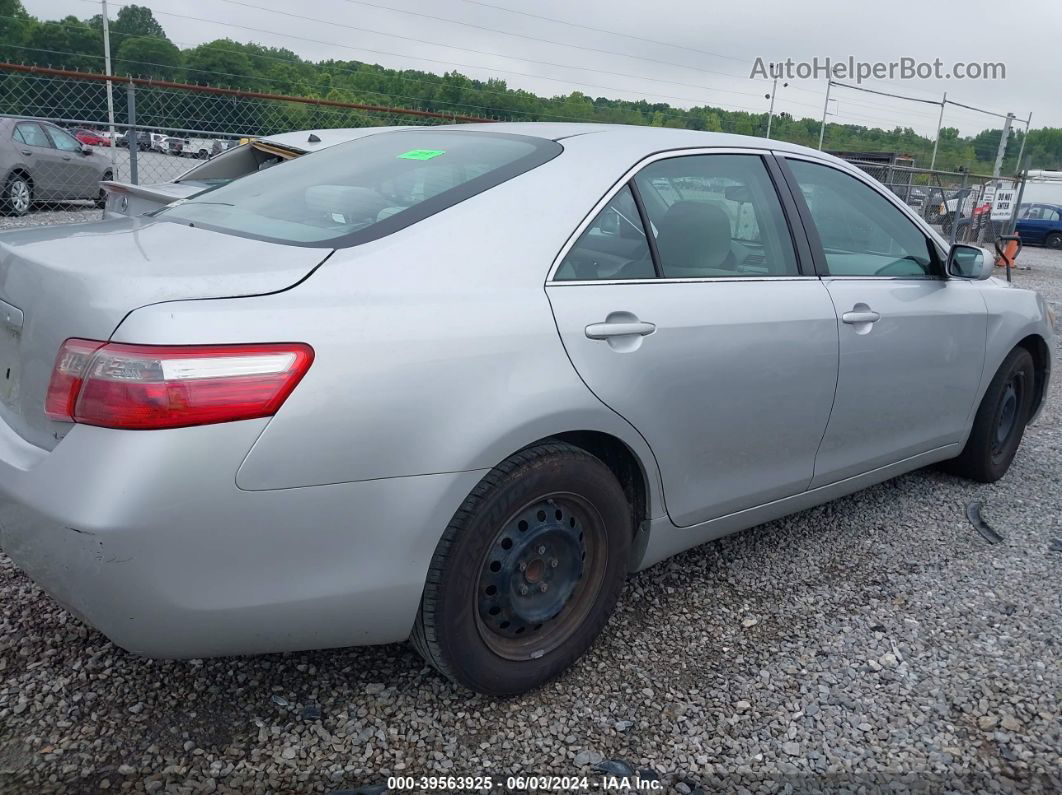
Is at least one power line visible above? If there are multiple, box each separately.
[829,80,942,107]
[206,0,772,103]
[338,0,763,85]
[78,1,771,111]
[455,0,749,64]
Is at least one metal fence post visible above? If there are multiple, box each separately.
[1005,158,1030,238]
[950,170,968,246]
[126,80,138,185]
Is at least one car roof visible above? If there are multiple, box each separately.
[379,122,852,168]
[257,123,843,165]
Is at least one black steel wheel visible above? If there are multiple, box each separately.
[475,493,605,660]
[412,441,631,695]
[945,347,1035,482]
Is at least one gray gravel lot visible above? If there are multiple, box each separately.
[0,237,1060,793]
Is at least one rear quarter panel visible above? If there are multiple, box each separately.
[111,136,669,516]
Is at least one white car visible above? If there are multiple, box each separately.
[102,126,410,218]
[183,137,215,159]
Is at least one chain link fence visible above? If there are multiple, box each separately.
[0,63,495,223]
[838,154,1027,248]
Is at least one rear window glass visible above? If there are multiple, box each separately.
[155,130,562,248]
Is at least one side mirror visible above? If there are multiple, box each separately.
[947,243,993,280]
[80,144,93,155]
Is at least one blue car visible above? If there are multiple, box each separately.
[1016,203,1062,249]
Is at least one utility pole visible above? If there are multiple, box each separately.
[765,76,787,140]
[101,0,117,169]
[929,91,946,171]
[1013,113,1032,174]
[817,81,832,150]
[992,112,1015,178]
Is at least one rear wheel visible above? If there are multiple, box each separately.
[945,348,1035,482]
[1046,232,1062,250]
[412,442,631,695]
[2,174,32,217]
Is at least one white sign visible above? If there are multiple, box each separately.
[991,189,1017,221]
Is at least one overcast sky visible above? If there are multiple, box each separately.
[24,0,1061,136]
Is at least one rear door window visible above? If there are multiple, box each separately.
[15,123,52,148]
[633,154,799,278]
[155,131,562,248]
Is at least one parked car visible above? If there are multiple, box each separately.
[0,125,1053,695]
[73,128,111,147]
[210,138,239,157]
[0,117,113,216]
[116,130,150,150]
[102,126,410,218]
[161,136,184,156]
[183,137,214,159]
[1015,203,1062,249]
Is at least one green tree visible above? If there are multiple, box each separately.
[22,16,100,71]
[183,39,254,87]
[0,0,31,57]
[115,35,180,79]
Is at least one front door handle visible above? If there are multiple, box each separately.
[842,309,881,325]
[585,320,656,339]
[19,150,31,156]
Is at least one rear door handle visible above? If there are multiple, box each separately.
[842,310,881,324]
[585,320,656,339]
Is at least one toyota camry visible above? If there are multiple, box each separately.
[0,124,1053,695]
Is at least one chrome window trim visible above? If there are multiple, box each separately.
[551,275,820,287]
[547,145,813,286]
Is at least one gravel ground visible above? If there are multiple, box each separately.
[0,244,1060,793]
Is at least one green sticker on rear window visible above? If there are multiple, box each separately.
[397,149,445,160]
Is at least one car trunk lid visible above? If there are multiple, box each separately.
[0,216,330,450]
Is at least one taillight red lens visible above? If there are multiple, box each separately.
[45,340,314,430]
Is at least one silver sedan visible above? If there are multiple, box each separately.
[0,124,1054,695]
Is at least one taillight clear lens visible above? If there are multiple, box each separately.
[45,340,314,430]
[44,338,105,420]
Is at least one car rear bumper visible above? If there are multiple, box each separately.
[0,418,484,657]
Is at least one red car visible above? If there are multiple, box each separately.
[73,128,111,147]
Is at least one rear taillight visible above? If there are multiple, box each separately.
[45,339,314,430]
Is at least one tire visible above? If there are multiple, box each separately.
[945,347,1035,483]
[412,441,631,695]
[1046,232,1062,250]
[2,173,33,217]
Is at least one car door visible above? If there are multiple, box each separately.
[43,124,99,199]
[779,156,988,487]
[12,122,64,198]
[546,151,839,527]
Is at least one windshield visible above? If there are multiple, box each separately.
[155,130,562,248]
